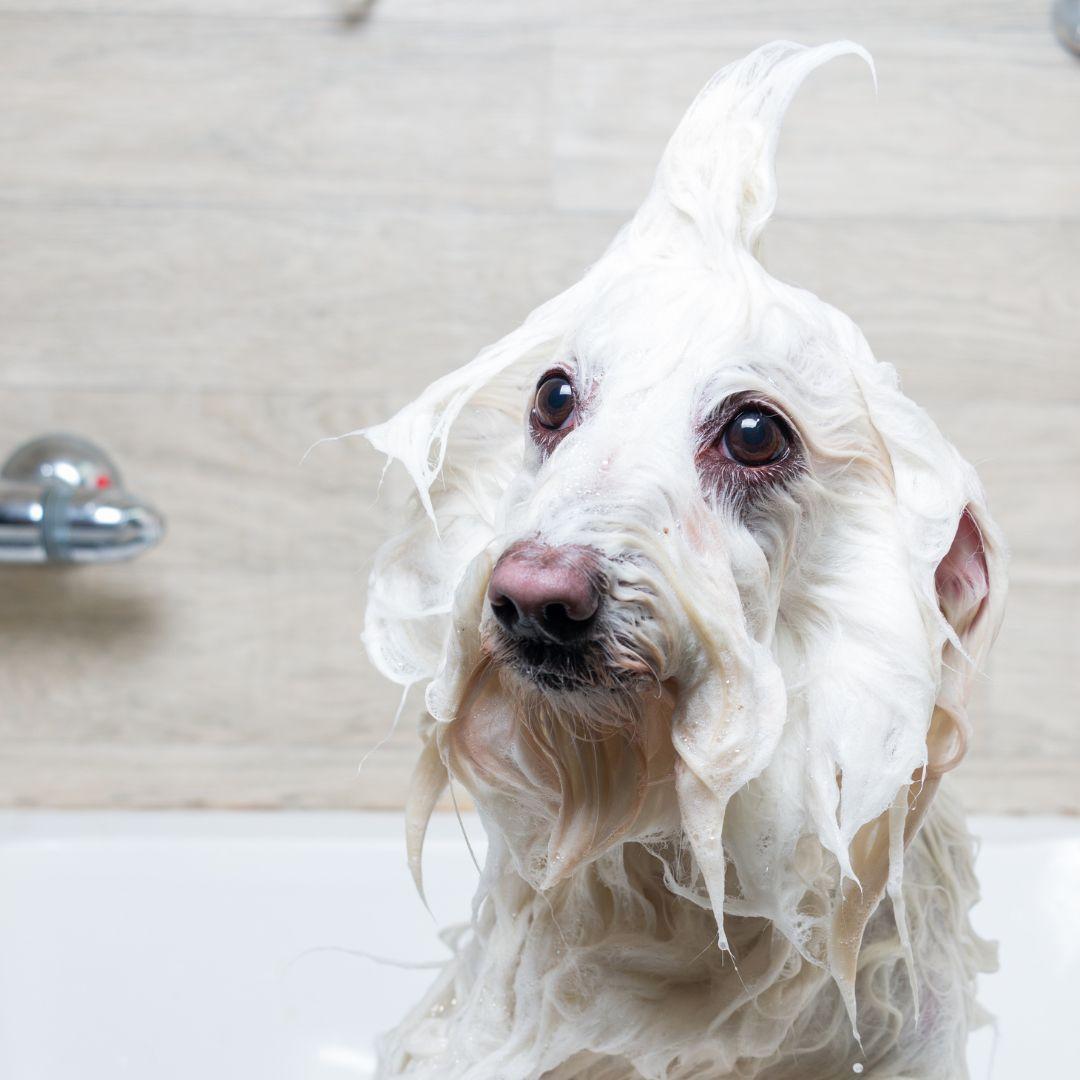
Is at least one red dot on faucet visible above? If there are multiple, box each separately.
[96,475,111,489]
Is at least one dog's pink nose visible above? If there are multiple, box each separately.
[488,542,600,643]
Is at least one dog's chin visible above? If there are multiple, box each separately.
[451,637,681,889]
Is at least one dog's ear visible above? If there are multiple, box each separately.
[810,354,1007,1011]
[818,501,1003,1020]
[627,41,874,263]
[847,350,1007,780]
[936,508,989,630]
[927,500,1003,776]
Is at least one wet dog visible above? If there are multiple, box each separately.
[361,41,1006,1079]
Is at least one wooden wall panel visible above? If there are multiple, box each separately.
[551,28,1080,219]
[0,0,1076,811]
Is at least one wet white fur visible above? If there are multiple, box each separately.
[359,42,1007,1079]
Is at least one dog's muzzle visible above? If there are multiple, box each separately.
[487,541,605,688]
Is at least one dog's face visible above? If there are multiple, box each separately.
[485,264,806,697]
[481,261,860,705]
[362,43,1006,974]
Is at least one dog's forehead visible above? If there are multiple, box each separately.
[566,260,860,416]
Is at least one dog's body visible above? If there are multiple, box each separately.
[360,42,1006,1080]
[381,791,991,1079]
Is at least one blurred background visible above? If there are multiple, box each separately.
[0,0,1076,814]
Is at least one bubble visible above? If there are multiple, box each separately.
[852,1065,864,1075]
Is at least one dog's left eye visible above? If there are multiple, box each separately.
[720,408,790,466]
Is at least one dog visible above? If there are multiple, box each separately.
[359,41,1006,1079]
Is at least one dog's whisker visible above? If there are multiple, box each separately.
[447,768,483,879]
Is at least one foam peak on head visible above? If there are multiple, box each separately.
[629,40,875,260]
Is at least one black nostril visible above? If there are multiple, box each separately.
[539,602,594,643]
[491,594,519,631]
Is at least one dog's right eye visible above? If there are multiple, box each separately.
[534,374,576,430]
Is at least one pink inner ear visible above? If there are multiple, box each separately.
[935,507,989,617]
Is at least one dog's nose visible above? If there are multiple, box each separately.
[488,542,600,643]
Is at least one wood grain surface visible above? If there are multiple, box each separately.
[0,0,1076,811]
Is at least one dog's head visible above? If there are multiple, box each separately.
[362,41,1005,989]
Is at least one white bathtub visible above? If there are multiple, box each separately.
[0,811,1075,1079]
